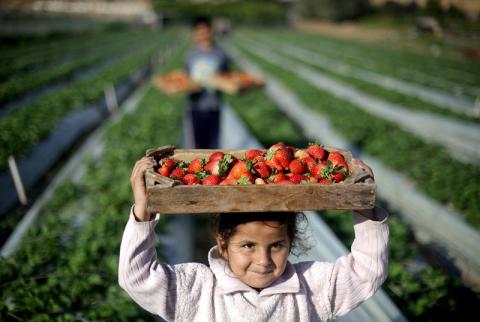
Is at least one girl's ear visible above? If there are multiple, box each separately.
[215,235,228,259]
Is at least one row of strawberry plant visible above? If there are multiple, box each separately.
[234,40,480,229]
[245,32,478,124]
[263,29,480,96]
[0,29,143,80]
[226,80,480,320]
[0,31,161,107]
[0,31,176,173]
[0,48,187,320]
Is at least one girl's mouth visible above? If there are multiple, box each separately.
[251,270,273,275]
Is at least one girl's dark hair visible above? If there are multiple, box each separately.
[212,212,308,256]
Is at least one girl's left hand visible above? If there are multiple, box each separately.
[351,158,374,183]
[350,158,384,220]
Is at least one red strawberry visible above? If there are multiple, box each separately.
[227,160,253,180]
[183,173,200,185]
[220,178,238,185]
[275,149,292,169]
[253,161,271,178]
[169,168,184,180]
[301,156,317,171]
[238,172,255,184]
[269,142,288,151]
[277,180,293,185]
[307,144,326,161]
[310,161,329,179]
[208,151,225,163]
[327,152,349,172]
[289,159,307,175]
[204,154,234,177]
[318,178,332,185]
[294,149,310,159]
[309,177,318,183]
[287,146,296,155]
[289,174,309,184]
[265,158,276,172]
[331,172,346,183]
[268,173,287,184]
[204,160,220,176]
[156,158,176,177]
[266,148,291,171]
[187,158,206,174]
[245,149,265,161]
[202,174,222,185]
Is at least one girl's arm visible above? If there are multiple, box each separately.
[118,157,175,318]
[328,158,389,317]
[118,210,177,320]
[129,156,156,222]
[118,157,214,320]
[328,207,389,317]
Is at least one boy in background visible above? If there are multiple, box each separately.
[184,16,230,148]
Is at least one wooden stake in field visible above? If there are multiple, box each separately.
[8,156,27,205]
[474,96,480,117]
[104,83,118,114]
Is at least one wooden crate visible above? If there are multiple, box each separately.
[145,146,376,214]
[152,70,200,95]
[207,72,265,95]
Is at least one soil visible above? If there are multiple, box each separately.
[294,19,479,61]
[294,19,400,42]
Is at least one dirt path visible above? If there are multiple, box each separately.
[295,19,399,42]
[294,19,479,61]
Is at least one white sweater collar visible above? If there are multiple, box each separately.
[208,246,300,296]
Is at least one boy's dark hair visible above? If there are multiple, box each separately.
[212,212,309,256]
[192,16,212,29]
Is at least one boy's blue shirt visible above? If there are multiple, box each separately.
[185,45,230,112]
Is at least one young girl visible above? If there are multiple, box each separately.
[119,156,389,321]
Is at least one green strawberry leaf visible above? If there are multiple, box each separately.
[195,171,208,180]
[266,148,276,160]
[238,177,251,185]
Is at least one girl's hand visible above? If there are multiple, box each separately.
[130,156,156,221]
[351,158,374,183]
[351,158,385,221]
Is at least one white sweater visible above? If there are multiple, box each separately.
[118,210,389,322]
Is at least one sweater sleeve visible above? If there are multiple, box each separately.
[118,209,217,320]
[118,210,179,320]
[328,208,389,317]
[119,208,217,321]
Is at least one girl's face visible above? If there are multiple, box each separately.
[217,221,290,290]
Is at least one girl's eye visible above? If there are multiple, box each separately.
[242,243,255,249]
[272,242,285,249]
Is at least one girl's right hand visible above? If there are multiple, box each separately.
[130,156,157,221]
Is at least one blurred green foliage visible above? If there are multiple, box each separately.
[0,47,186,320]
[294,0,371,21]
[154,0,287,25]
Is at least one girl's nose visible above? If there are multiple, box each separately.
[256,248,272,266]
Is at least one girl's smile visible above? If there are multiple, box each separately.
[217,220,291,290]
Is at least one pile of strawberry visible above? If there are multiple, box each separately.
[154,142,349,186]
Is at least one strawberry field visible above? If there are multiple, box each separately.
[1,21,480,321]
[232,30,480,226]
